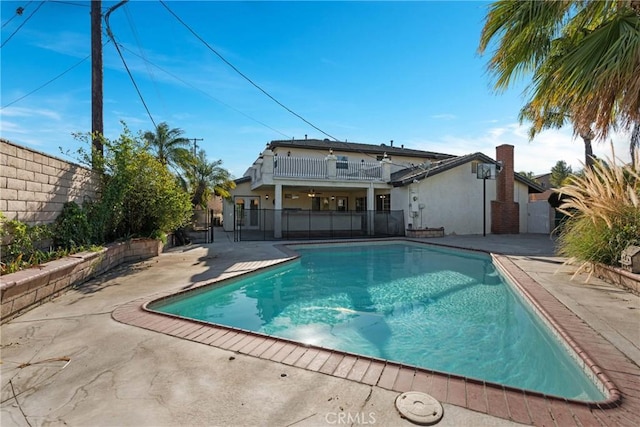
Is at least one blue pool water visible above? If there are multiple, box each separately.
[152,242,605,401]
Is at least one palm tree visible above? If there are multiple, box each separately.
[479,0,640,147]
[632,122,639,168]
[142,122,193,171]
[187,149,235,209]
[519,103,596,169]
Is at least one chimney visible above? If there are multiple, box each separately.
[390,140,394,147]
[496,144,514,203]
[491,144,519,234]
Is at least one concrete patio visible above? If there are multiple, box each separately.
[1,230,639,426]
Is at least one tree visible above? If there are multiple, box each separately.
[550,160,573,188]
[142,122,193,171]
[518,171,538,182]
[519,103,596,169]
[479,1,640,157]
[89,125,192,242]
[186,149,235,209]
[632,122,639,168]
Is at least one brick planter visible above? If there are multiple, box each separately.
[0,238,163,323]
[592,264,640,296]
[405,227,445,238]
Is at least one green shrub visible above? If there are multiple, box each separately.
[82,125,192,243]
[558,207,640,266]
[52,201,92,250]
[556,148,639,267]
[0,212,54,274]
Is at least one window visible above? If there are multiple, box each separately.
[336,196,348,211]
[471,161,479,174]
[376,194,390,211]
[355,197,367,212]
[337,155,348,169]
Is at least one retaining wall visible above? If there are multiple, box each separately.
[0,139,99,224]
[406,227,445,238]
[593,264,640,296]
[0,239,163,323]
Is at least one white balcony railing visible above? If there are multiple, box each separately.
[336,160,382,180]
[274,156,327,178]
[274,156,382,181]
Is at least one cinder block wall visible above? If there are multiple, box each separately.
[0,139,99,225]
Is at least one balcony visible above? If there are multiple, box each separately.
[250,150,390,189]
[274,156,382,180]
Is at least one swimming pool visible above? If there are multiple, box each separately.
[150,242,605,401]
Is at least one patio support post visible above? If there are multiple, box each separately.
[262,149,274,185]
[274,183,282,238]
[381,156,392,182]
[367,184,375,236]
[326,151,337,179]
[253,159,263,184]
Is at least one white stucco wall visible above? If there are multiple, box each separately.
[514,180,529,232]
[400,163,497,235]
[223,180,253,231]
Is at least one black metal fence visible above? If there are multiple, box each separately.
[234,209,405,241]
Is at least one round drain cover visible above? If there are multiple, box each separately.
[395,391,444,425]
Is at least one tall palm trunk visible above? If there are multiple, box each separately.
[631,122,639,168]
[579,129,595,169]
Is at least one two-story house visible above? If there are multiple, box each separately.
[223,138,543,240]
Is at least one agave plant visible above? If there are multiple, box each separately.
[555,144,639,273]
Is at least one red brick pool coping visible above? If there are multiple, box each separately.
[112,243,640,426]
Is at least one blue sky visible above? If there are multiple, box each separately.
[0,0,632,178]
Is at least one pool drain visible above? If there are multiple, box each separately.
[395,391,443,425]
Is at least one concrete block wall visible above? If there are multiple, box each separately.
[0,139,99,225]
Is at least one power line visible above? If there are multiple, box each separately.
[157,2,410,168]
[158,0,340,142]
[2,1,33,29]
[118,43,291,139]
[48,0,92,7]
[0,53,94,109]
[122,3,166,113]
[105,0,157,129]
[1,1,45,49]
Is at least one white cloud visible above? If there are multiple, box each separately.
[0,120,28,134]
[0,106,62,121]
[30,30,89,58]
[409,124,632,175]
[430,114,457,120]
[487,126,507,139]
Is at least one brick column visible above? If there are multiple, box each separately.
[491,144,520,234]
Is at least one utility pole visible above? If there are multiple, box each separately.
[91,0,103,168]
[188,138,204,156]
